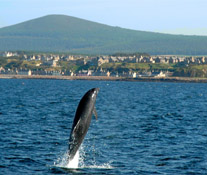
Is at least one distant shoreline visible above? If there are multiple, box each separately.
[1,74,207,83]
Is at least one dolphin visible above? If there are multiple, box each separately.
[68,88,100,161]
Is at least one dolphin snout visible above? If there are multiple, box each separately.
[94,88,100,94]
[91,88,99,98]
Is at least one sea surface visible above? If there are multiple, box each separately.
[0,79,207,175]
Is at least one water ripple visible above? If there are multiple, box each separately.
[1,80,207,174]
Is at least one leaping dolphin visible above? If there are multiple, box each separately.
[68,88,100,161]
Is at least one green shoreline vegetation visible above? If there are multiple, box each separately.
[1,52,207,78]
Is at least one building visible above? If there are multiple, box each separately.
[0,67,5,73]
[2,51,18,57]
[154,71,166,78]
[17,70,32,76]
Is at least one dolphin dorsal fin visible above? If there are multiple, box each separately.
[93,107,98,120]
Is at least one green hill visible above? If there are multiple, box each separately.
[0,14,207,55]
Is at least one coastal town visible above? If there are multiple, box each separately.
[1,51,207,78]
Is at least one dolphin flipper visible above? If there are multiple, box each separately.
[93,107,98,120]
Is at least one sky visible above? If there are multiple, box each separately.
[0,0,207,36]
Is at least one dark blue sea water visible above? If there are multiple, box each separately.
[0,79,207,175]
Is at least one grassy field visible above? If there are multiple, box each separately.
[100,62,176,72]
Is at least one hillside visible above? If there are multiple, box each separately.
[1,15,207,55]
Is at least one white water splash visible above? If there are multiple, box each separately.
[54,145,113,170]
[66,150,79,168]
[54,146,84,169]
[83,162,113,169]
[54,151,80,169]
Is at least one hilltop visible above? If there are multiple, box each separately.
[1,15,207,55]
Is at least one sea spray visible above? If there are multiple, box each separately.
[54,152,68,168]
[54,144,113,169]
[54,145,85,169]
[54,150,80,169]
[84,162,114,169]
[67,150,79,168]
